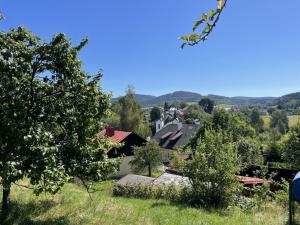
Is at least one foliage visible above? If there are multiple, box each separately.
[183,130,240,208]
[270,110,289,135]
[280,125,300,168]
[129,141,163,177]
[188,108,255,148]
[183,104,205,124]
[118,87,151,137]
[180,0,227,48]
[236,137,263,168]
[113,183,182,203]
[0,27,118,213]
[0,180,287,225]
[199,97,215,114]
[252,168,276,210]
[179,102,188,109]
[250,109,264,132]
[274,179,289,208]
[150,106,162,122]
[164,102,169,112]
[119,87,142,131]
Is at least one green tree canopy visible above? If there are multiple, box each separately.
[250,109,264,132]
[236,137,263,168]
[188,108,255,149]
[164,102,169,112]
[118,87,151,138]
[183,104,206,124]
[183,129,240,208]
[150,106,162,122]
[0,27,118,214]
[199,97,215,114]
[280,125,300,168]
[129,141,163,177]
[270,110,289,135]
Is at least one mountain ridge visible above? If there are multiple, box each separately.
[112,91,299,108]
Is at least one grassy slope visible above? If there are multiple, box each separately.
[262,115,300,129]
[1,181,287,225]
[288,115,300,127]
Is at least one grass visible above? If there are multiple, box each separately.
[262,115,300,129]
[0,180,288,225]
[288,115,300,127]
[261,116,271,129]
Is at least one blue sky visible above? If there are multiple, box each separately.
[2,0,300,97]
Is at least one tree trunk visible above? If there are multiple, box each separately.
[1,184,11,217]
[148,164,152,177]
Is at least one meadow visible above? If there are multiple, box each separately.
[1,180,288,225]
[262,115,300,129]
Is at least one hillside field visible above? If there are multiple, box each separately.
[262,115,300,129]
[1,180,287,225]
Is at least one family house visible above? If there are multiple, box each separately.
[99,127,147,177]
[152,123,199,162]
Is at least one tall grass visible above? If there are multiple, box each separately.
[1,180,287,225]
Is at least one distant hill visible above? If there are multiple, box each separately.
[277,92,300,109]
[111,94,156,105]
[112,91,300,108]
[142,91,202,107]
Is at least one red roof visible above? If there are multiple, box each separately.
[99,128,131,143]
[237,176,271,185]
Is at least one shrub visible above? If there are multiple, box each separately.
[183,130,241,208]
[275,179,289,208]
[113,183,184,203]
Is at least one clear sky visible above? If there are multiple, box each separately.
[2,1,300,97]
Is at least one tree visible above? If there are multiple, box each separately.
[270,110,289,135]
[183,104,205,124]
[180,0,228,48]
[250,109,264,132]
[280,125,300,168]
[180,102,188,109]
[199,97,215,114]
[129,141,163,177]
[119,87,142,131]
[236,137,263,167]
[188,108,255,148]
[164,102,169,112]
[0,27,118,215]
[150,106,162,122]
[183,130,240,208]
[118,87,151,138]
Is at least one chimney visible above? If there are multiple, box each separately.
[106,127,115,137]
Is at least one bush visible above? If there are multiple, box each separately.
[183,130,241,208]
[112,183,183,203]
[274,179,289,208]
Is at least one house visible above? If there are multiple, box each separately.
[152,123,199,162]
[99,127,147,177]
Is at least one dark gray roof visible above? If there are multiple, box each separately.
[152,124,199,149]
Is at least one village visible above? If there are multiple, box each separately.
[2,1,300,225]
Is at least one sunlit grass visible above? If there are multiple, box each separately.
[262,115,300,129]
[0,180,288,225]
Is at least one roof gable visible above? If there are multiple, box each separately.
[152,124,199,149]
[99,128,131,143]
